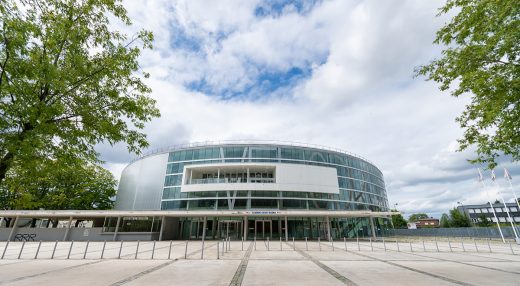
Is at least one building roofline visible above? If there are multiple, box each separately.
[130,139,380,169]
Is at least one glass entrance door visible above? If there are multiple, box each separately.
[254,220,272,239]
[218,220,242,239]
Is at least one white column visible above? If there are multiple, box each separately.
[7,216,19,241]
[113,217,121,241]
[63,216,73,241]
[159,216,166,241]
[326,216,331,241]
[285,216,288,242]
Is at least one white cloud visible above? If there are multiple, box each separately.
[97,0,520,217]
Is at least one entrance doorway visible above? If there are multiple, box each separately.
[218,220,242,239]
[254,220,272,239]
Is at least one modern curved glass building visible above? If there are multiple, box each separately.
[115,141,392,240]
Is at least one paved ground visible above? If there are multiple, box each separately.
[0,239,519,285]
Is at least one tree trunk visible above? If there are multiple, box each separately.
[0,152,14,183]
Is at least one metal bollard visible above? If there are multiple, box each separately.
[370,238,373,251]
[318,237,321,251]
[1,241,10,259]
[487,238,492,253]
[35,240,42,259]
[135,240,140,259]
[254,237,256,251]
[184,240,188,259]
[217,242,220,259]
[83,241,90,259]
[509,242,514,255]
[448,239,452,252]
[474,239,478,253]
[152,240,156,259]
[331,238,334,251]
[422,240,426,252]
[357,237,360,251]
[18,241,26,259]
[435,239,439,252]
[228,237,231,251]
[280,237,282,251]
[409,241,413,252]
[293,237,295,250]
[51,240,58,259]
[383,237,386,251]
[101,241,106,259]
[168,240,173,259]
[222,239,225,256]
[396,240,400,252]
[305,237,308,251]
[241,238,244,251]
[267,237,270,251]
[67,241,74,259]
[118,241,123,259]
[461,238,465,252]
[344,237,347,252]
[201,238,205,260]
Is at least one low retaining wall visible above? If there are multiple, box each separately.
[0,227,159,241]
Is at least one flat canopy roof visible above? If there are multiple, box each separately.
[0,210,396,219]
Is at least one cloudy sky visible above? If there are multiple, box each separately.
[97,0,520,219]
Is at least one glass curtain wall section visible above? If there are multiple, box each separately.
[161,144,389,212]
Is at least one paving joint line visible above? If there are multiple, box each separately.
[109,260,178,286]
[288,242,358,286]
[350,250,474,286]
[229,241,254,286]
[0,260,104,285]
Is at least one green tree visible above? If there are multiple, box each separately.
[416,0,520,168]
[477,213,492,227]
[391,211,408,228]
[440,213,450,228]
[0,0,160,191]
[449,208,471,227]
[408,213,429,222]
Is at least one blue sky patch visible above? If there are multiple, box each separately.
[255,0,322,18]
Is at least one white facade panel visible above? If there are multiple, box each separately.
[115,153,168,210]
[181,163,339,194]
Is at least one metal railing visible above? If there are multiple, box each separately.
[189,177,275,185]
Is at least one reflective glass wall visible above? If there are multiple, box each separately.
[161,144,389,212]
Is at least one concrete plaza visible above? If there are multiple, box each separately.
[0,238,519,285]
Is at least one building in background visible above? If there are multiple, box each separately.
[457,203,520,224]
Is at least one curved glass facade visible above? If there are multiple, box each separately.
[160,144,389,212]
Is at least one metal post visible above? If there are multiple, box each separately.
[217,242,220,259]
[113,217,121,242]
[461,237,466,252]
[201,217,207,260]
[17,241,25,259]
[63,216,73,241]
[228,237,231,251]
[267,237,270,251]
[344,237,347,252]
[83,241,90,259]
[396,240,400,252]
[326,216,331,242]
[158,216,166,241]
[488,238,492,253]
[222,239,225,256]
[101,241,106,259]
[118,241,123,259]
[383,237,386,251]
[51,241,58,259]
[409,241,413,252]
[293,237,295,250]
[1,241,9,259]
[254,236,256,250]
[7,217,19,242]
[357,236,360,251]
[152,240,156,259]
[318,237,321,251]
[370,238,373,251]
[509,242,514,255]
[67,241,74,259]
[168,240,173,259]
[285,216,289,242]
[280,237,282,251]
[35,240,42,259]
[305,237,308,251]
[241,237,244,251]
[135,240,140,259]
[448,239,452,252]
[422,240,426,252]
[435,239,439,252]
[184,240,188,259]
[474,238,478,253]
